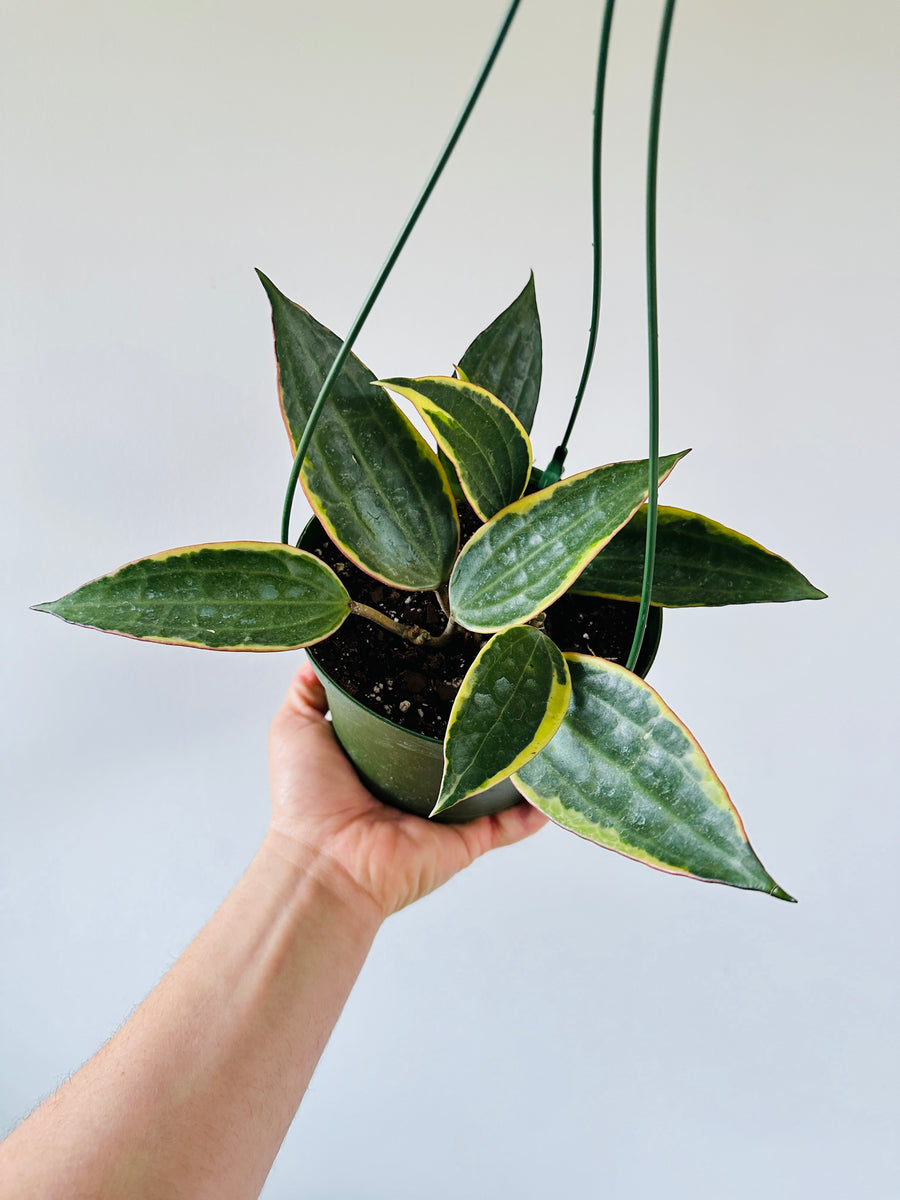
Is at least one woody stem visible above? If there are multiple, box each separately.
[350,601,457,648]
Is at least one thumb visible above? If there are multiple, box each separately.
[268,658,336,759]
[280,658,330,724]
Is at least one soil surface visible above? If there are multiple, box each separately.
[307,512,651,739]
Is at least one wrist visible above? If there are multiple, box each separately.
[261,826,386,937]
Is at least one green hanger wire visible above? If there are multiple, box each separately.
[540,0,617,489]
[626,0,678,672]
[280,0,523,547]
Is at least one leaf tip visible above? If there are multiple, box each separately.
[769,883,797,903]
[255,269,281,303]
[429,787,459,818]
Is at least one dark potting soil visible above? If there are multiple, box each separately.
[307,515,649,740]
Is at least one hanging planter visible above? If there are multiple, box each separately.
[32,0,824,899]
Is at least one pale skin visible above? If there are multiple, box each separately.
[0,660,547,1200]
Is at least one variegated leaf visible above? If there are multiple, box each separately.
[258,272,458,589]
[458,274,542,432]
[572,506,827,606]
[449,452,688,632]
[513,654,793,899]
[378,376,532,520]
[33,543,351,650]
[433,626,571,815]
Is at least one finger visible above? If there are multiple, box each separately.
[278,658,330,726]
[487,801,550,849]
[455,800,549,860]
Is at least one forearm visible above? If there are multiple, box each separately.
[0,831,382,1200]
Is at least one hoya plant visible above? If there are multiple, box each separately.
[33,0,824,902]
[34,272,823,902]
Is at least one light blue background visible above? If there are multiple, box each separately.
[2,1,897,1196]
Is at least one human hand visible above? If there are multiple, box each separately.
[266,659,548,919]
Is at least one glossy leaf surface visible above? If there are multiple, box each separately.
[33,543,351,650]
[449,452,687,632]
[573,505,827,606]
[379,376,531,520]
[458,274,542,433]
[513,655,792,899]
[258,272,458,589]
[434,626,571,815]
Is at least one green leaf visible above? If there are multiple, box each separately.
[513,655,793,899]
[258,271,459,589]
[572,505,827,606]
[433,626,571,815]
[378,377,532,521]
[33,543,351,651]
[458,273,542,433]
[449,452,688,633]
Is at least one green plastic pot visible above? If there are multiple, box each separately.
[300,518,662,823]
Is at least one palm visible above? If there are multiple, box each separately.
[268,661,547,916]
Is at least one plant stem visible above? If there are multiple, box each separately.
[435,585,452,620]
[350,602,422,643]
[427,616,459,649]
[350,602,457,649]
[280,0,523,546]
[625,0,677,673]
